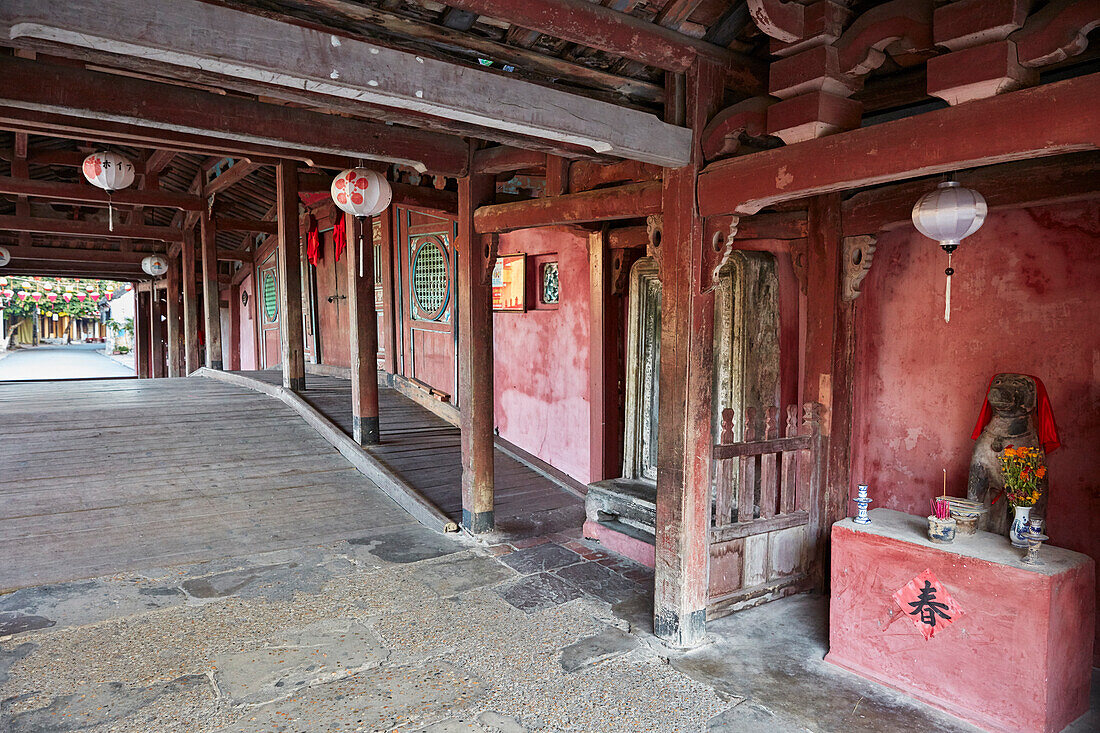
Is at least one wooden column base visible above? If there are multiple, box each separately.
[462,509,495,535]
[285,375,304,392]
[352,415,380,445]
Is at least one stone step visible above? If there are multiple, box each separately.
[585,478,657,536]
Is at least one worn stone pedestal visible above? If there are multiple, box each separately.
[826,508,1094,733]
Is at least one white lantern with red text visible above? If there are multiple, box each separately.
[141,255,169,277]
[82,151,136,232]
[0,247,9,267]
[330,168,392,278]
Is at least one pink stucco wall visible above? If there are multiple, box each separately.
[494,227,592,484]
[851,200,1100,659]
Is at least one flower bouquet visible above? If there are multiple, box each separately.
[999,445,1047,546]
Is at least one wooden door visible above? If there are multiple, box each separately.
[257,252,281,369]
[396,208,458,400]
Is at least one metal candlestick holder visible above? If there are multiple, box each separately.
[1021,522,1048,565]
[853,484,872,525]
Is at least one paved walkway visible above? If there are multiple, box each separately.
[0,342,134,380]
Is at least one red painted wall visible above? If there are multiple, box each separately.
[238,272,258,370]
[851,200,1100,658]
[494,227,593,483]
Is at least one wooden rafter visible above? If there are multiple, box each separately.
[0,57,470,175]
[0,175,203,210]
[0,0,693,166]
[295,0,664,104]
[0,214,183,242]
[473,181,660,233]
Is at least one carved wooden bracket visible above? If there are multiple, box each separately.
[789,238,809,295]
[698,215,738,294]
[479,233,498,286]
[611,249,630,297]
[645,214,663,259]
[842,234,876,301]
[701,97,772,162]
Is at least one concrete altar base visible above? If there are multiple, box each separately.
[826,509,1094,733]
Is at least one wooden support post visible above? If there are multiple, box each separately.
[588,228,620,482]
[804,194,855,567]
[151,287,166,378]
[652,60,726,648]
[346,214,381,445]
[135,289,151,379]
[457,165,497,533]
[276,159,305,391]
[182,227,200,374]
[199,199,223,369]
[228,281,242,371]
[378,210,398,376]
[166,256,182,377]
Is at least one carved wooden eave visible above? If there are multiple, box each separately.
[0,0,694,168]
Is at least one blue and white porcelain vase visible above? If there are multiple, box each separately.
[1009,505,1032,548]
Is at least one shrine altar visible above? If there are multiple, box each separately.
[826,508,1094,733]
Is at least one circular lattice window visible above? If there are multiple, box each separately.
[411,237,450,320]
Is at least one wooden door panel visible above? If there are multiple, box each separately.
[410,326,454,397]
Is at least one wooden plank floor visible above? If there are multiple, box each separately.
[0,378,418,591]
[235,371,583,533]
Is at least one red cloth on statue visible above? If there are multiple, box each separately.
[306,214,322,267]
[970,375,1060,453]
[333,215,347,262]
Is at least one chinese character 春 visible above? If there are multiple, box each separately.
[907,580,951,628]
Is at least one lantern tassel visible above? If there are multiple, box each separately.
[358,217,364,279]
[944,252,952,324]
[108,197,114,232]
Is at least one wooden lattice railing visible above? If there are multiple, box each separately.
[711,403,824,542]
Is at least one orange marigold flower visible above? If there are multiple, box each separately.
[1037,467,1047,478]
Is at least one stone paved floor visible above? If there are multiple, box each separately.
[2,525,1096,732]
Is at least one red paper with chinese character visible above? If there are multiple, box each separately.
[893,569,963,639]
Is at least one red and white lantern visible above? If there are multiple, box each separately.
[82,151,136,232]
[330,168,392,278]
[77,292,86,302]
[63,292,72,302]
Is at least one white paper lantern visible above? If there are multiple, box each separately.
[83,151,136,232]
[141,254,169,277]
[0,246,9,267]
[330,168,392,277]
[912,181,987,247]
[911,181,987,324]
[330,168,392,218]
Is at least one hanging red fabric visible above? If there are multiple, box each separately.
[333,214,348,262]
[306,214,322,267]
[970,374,1060,453]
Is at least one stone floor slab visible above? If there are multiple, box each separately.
[499,543,583,575]
[495,573,584,613]
[559,625,638,673]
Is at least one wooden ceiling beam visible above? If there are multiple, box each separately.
[144,149,178,176]
[472,147,547,175]
[214,217,278,235]
[0,0,693,166]
[698,73,1100,216]
[842,151,1100,236]
[0,259,145,277]
[0,175,203,210]
[3,245,147,263]
[0,214,183,242]
[297,173,459,214]
[205,161,262,197]
[473,181,660,233]
[439,0,762,89]
[298,0,663,104]
[0,56,470,176]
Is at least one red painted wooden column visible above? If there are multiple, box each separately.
[652,59,726,647]
[276,159,306,392]
[588,228,620,481]
[151,287,166,378]
[346,213,381,444]
[198,195,223,370]
[181,227,200,375]
[166,256,182,377]
[378,210,398,376]
[457,165,497,533]
[804,194,855,561]
[135,288,151,379]
[228,282,242,372]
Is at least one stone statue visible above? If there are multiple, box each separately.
[968,374,1059,535]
